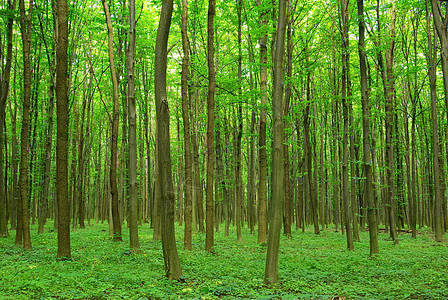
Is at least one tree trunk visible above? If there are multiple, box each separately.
[102,0,122,241]
[127,0,140,251]
[181,0,193,251]
[155,0,183,280]
[205,0,216,253]
[340,0,353,250]
[0,0,14,238]
[357,0,378,255]
[385,3,398,244]
[255,0,268,245]
[17,0,33,250]
[56,0,71,259]
[426,0,443,242]
[264,0,286,285]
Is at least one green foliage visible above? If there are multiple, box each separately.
[1,222,447,299]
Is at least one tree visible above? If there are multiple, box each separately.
[56,0,71,260]
[357,0,378,255]
[340,0,354,250]
[127,0,140,251]
[426,0,443,242]
[154,0,183,280]
[102,0,122,242]
[255,0,268,245]
[264,0,286,285]
[0,0,14,238]
[181,0,193,251]
[205,0,216,253]
[16,0,33,250]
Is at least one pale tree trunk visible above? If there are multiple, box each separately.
[426,0,443,242]
[127,0,140,251]
[16,0,32,250]
[357,0,378,255]
[264,0,286,285]
[155,0,182,280]
[340,0,353,250]
[102,0,122,241]
[56,0,71,259]
[181,0,193,251]
[0,0,14,238]
[255,0,268,245]
[205,0,216,253]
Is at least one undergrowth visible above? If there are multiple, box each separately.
[0,221,447,299]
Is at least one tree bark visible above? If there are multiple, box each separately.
[17,0,33,250]
[127,0,140,251]
[181,0,193,251]
[0,0,14,238]
[357,0,379,255]
[256,0,268,245]
[154,0,183,280]
[385,3,398,244]
[205,0,216,253]
[56,0,71,259]
[426,0,443,242]
[102,0,122,241]
[340,0,353,250]
[264,0,286,285]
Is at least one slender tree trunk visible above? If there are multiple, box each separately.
[264,0,286,285]
[181,0,193,251]
[235,0,243,242]
[255,0,268,245]
[205,0,216,253]
[0,0,14,238]
[56,0,71,259]
[17,0,33,250]
[102,0,122,241]
[340,0,353,250]
[127,0,140,251]
[155,0,183,280]
[385,3,398,244]
[357,0,378,255]
[426,0,443,242]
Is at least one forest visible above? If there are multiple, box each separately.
[1,0,448,298]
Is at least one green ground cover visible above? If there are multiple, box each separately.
[0,222,447,299]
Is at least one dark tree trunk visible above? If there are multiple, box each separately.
[56,0,71,259]
[17,0,33,250]
[357,0,379,255]
[0,0,14,238]
[205,0,216,253]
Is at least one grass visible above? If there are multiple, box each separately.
[0,221,447,299]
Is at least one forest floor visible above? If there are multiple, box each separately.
[0,221,447,299]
